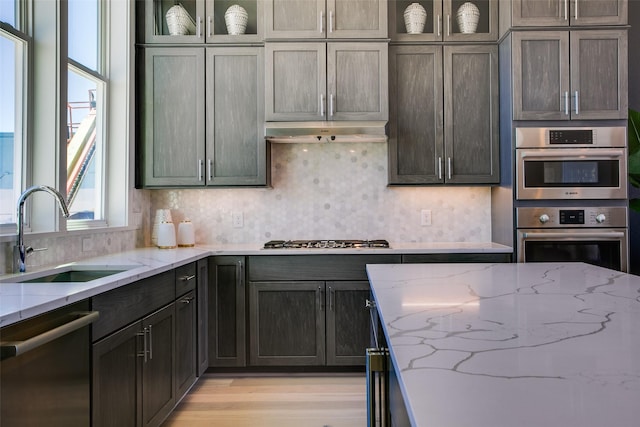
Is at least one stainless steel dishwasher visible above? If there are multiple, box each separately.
[1,300,98,427]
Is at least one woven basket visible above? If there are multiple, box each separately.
[456,2,480,34]
[403,3,427,34]
[166,4,196,36]
[224,5,248,35]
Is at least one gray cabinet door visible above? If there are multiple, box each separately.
[196,258,209,375]
[265,42,327,121]
[511,0,627,26]
[205,47,268,186]
[512,31,570,121]
[570,30,628,120]
[92,321,142,427]
[142,0,205,43]
[204,0,263,42]
[513,30,627,121]
[141,304,176,427]
[444,44,499,184]
[208,256,246,367]
[175,290,197,401]
[326,281,370,366]
[248,281,326,366]
[328,0,387,38]
[142,48,205,187]
[327,42,388,121]
[264,0,386,38]
[388,45,443,184]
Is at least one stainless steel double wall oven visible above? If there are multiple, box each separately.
[514,126,629,272]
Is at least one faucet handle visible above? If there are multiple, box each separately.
[31,247,48,253]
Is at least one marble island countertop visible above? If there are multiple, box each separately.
[366,262,640,427]
[0,241,511,327]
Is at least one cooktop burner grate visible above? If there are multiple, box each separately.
[263,239,390,249]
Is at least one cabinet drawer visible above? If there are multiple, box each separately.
[91,270,175,341]
[402,253,512,263]
[175,262,197,296]
[248,255,400,281]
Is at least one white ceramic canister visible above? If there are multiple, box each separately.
[177,219,196,247]
[152,209,173,245]
[157,221,177,249]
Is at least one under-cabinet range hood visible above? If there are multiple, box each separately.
[265,121,388,143]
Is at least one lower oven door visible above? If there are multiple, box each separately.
[517,228,628,272]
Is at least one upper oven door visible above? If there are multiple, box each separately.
[516,147,628,200]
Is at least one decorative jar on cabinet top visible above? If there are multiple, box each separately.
[404,3,427,34]
[456,2,480,34]
[225,5,248,35]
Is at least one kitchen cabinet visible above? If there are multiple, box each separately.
[507,0,627,27]
[196,258,209,375]
[175,263,197,400]
[208,256,246,367]
[138,0,262,44]
[511,30,628,121]
[265,42,388,121]
[92,267,202,427]
[140,46,268,187]
[264,0,386,39]
[388,44,499,184]
[247,254,400,366]
[389,0,498,42]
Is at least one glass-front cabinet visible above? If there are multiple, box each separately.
[141,0,262,43]
[389,0,497,42]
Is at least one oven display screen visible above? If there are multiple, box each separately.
[549,130,593,145]
[543,161,598,184]
[559,210,584,225]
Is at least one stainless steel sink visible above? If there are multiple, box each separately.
[22,269,128,283]
[1,265,137,283]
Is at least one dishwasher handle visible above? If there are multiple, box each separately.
[1,310,99,359]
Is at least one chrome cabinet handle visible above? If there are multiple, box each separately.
[448,157,452,180]
[437,15,441,37]
[0,311,99,359]
[197,16,202,38]
[574,0,578,20]
[438,157,442,180]
[317,286,323,311]
[181,296,194,304]
[198,159,203,181]
[320,10,324,33]
[329,10,333,33]
[328,286,334,312]
[574,90,579,115]
[147,324,153,360]
[181,274,196,282]
[137,327,148,362]
[564,0,568,20]
[564,91,569,115]
[447,15,450,36]
[236,260,244,287]
[320,94,325,117]
[207,16,212,37]
[329,94,334,117]
[208,159,212,181]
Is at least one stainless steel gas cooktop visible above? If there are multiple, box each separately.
[263,239,390,249]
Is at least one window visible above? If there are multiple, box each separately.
[0,6,26,226]
[0,0,132,238]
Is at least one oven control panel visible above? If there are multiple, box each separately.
[517,206,628,228]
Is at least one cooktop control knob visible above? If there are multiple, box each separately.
[595,213,606,223]
[539,214,550,224]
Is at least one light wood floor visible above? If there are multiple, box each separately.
[162,374,367,427]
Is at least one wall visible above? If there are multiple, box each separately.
[149,142,492,245]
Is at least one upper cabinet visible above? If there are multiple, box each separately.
[265,42,388,121]
[139,0,262,44]
[388,44,499,184]
[264,0,387,39]
[509,0,627,27]
[390,0,498,42]
[512,30,628,121]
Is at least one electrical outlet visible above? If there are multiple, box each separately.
[232,211,244,228]
[420,209,432,226]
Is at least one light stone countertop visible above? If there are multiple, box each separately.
[0,242,511,327]
[366,262,640,427]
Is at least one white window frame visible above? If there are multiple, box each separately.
[0,0,133,241]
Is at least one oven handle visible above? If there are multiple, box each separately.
[522,231,625,240]
[520,149,625,159]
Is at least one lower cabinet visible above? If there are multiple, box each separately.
[175,290,196,400]
[92,303,176,427]
[248,280,371,366]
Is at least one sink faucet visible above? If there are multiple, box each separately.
[13,185,70,273]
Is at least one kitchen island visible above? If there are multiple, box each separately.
[366,262,640,427]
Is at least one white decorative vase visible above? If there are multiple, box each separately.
[456,2,480,34]
[403,3,427,34]
[224,5,248,35]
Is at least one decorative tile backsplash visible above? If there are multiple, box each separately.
[150,142,491,245]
